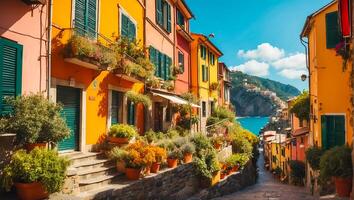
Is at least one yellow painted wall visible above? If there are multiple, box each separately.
[51,0,145,147]
[307,2,353,147]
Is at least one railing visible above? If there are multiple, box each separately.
[205,118,229,136]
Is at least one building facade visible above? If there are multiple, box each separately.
[191,33,223,132]
[218,62,231,106]
[0,0,49,115]
[51,0,145,152]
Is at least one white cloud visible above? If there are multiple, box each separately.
[272,53,306,70]
[237,43,285,62]
[278,69,308,80]
[230,60,269,77]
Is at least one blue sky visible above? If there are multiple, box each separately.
[186,0,333,91]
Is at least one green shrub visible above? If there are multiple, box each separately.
[289,91,310,121]
[212,106,235,122]
[1,148,70,193]
[109,147,128,162]
[206,116,220,126]
[144,129,166,143]
[305,146,324,170]
[274,166,282,176]
[1,94,70,145]
[232,135,253,157]
[191,134,213,157]
[173,137,188,148]
[181,142,196,155]
[193,150,220,179]
[108,124,137,140]
[226,153,249,167]
[320,145,352,181]
[125,91,151,107]
[166,128,180,139]
[290,160,305,185]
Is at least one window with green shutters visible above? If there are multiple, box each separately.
[127,100,135,125]
[202,65,208,82]
[74,0,97,38]
[156,0,171,33]
[0,38,22,116]
[321,115,345,150]
[325,11,342,49]
[120,11,136,41]
[200,45,207,59]
[177,9,185,28]
[209,53,215,65]
[149,46,171,80]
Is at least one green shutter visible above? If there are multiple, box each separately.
[74,0,86,35]
[321,116,328,149]
[121,14,129,38]
[206,66,209,81]
[156,0,163,26]
[177,10,185,27]
[202,65,205,82]
[87,0,97,38]
[321,115,346,150]
[57,86,80,151]
[150,46,158,76]
[334,116,345,146]
[165,56,171,80]
[128,20,136,40]
[0,38,22,115]
[326,11,341,49]
[160,54,165,79]
[111,91,120,125]
[167,3,171,33]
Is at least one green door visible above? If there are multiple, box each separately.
[57,86,81,151]
[111,91,122,125]
[321,115,345,150]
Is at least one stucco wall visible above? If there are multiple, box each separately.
[0,0,48,94]
[175,34,191,95]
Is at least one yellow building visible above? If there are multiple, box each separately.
[191,33,223,132]
[270,134,287,173]
[51,0,145,152]
[301,0,353,149]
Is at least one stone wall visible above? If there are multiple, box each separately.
[89,160,257,200]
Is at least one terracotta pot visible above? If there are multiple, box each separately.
[15,182,48,200]
[220,173,226,179]
[144,165,151,176]
[25,143,46,152]
[183,153,193,163]
[226,170,231,176]
[213,143,221,150]
[108,137,129,144]
[125,168,141,180]
[116,161,126,173]
[167,158,178,168]
[151,162,161,173]
[334,177,352,197]
[232,165,239,172]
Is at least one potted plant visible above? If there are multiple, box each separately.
[273,167,282,179]
[320,146,353,197]
[193,150,221,188]
[1,148,69,200]
[167,147,181,168]
[211,136,224,150]
[2,94,70,151]
[305,146,323,171]
[181,142,195,164]
[108,124,137,144]
[226,154,242,172]
[108,147,128,173]
[149,146,167,173]
[125,91,152,107]
[123,141,148,180]
[209,82,219,91]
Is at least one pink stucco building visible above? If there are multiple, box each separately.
[0,0,49,113]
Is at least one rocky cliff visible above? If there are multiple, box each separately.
[230,71,300,117]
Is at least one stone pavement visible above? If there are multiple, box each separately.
[213,149,348,200]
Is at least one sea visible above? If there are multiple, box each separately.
[236,117,269,136]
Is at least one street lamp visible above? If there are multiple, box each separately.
[301,74,307,81]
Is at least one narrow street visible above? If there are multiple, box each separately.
[214,149,316,200]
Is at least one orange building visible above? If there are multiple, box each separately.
[218,62,231,107]
[301,0,353,149]
[50,0,145,152]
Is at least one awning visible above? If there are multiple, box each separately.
[152,92,200,108]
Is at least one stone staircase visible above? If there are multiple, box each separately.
[62,151,122,193]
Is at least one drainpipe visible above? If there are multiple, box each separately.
[47,0,53,99]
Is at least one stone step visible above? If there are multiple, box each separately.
[61,152,106,166]
[72,158,114,171]
[79,173,122,192]
[77,165,117,181]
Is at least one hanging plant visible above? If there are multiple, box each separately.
[335,41,351,71]
[289,91,310,121]
[125,91,152,107]
[161,81,175,91]
[146,76,161,89]
[210,82,219,91]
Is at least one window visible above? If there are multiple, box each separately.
[178,51,184,73]
[120,10,136,40]
[200,45,207,59]
[210,101,215,115]
[300,137,304,144]
[127,100,135,125]
[0,38,22,115]
[281,148,285,156]
[326,11,342,49]
[149,46,172,80]
[156,0,171,33]
[111,91,123,125]
[176,9,185,28]
[74,0,97,38]
[209,52,215,65]
[272,155,277,163]
[165,103,171,122]
[202,101,206,117]
[202,65,208,82]
[321,115,345,150]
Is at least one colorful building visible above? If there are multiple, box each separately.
[191,33,223,132]
[270,134,287,174]
[51,0,145,152]
[218,62,231,107]
[0,0,49,114]
[301,0,353,149]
